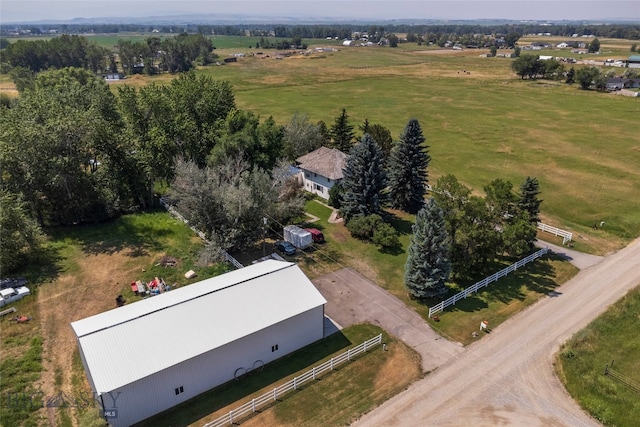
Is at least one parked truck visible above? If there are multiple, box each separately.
[283,225,313,250]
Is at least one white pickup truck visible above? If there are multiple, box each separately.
[0,286,31,307]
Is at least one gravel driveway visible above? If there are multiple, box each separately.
[313,268,463,373]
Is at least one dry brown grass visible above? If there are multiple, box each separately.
[35,251,153,425]
[237,337,421,427]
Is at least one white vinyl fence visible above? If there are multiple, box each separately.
[158,197,244,269]
[203,334,384,427]
[428,247,549,318]
[537,222,573,245]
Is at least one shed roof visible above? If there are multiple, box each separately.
[71,260,326,393]
[296,146,348,180]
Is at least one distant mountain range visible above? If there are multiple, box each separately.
[4,14,638,26]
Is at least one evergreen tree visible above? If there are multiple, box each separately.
[369,123,394,159]
[329,108,355,152]
[387,118,431,214]
[519,176,542,224]
[340,134,388,222]
[404,199,450,299]
[565,66,575,84]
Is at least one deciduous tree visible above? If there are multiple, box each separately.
[282,112,323,160]
[0,189,44,273]
[1,68,133,225]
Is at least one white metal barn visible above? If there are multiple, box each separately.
[71,260,327,427]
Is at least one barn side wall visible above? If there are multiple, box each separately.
[104,306,325,427]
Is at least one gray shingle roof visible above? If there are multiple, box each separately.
[296,147,348,180]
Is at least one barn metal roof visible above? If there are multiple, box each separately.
[70,260,326,393]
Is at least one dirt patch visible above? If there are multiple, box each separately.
[36,251,151,426]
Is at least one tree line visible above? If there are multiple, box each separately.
[0,33,218,79]
[3,23,639,40]
[0,68,324,272]
[511,53,640,89]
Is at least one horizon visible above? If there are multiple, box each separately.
[2,1,639,25]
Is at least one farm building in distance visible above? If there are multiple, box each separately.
[71,260,327,427]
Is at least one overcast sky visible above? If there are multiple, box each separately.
[2,1,639,23]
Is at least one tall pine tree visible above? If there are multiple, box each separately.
[404,199,450,299]
[519,176,542,224]
[340,134,388,222]
[329,108,355,152]
[387,118,431,214]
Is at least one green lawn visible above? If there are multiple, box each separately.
[556,286,640,427]
[297,200,579,345]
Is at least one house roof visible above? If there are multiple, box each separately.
[296,146,348,180]
[70,260,326,393]
[629,55,640,62]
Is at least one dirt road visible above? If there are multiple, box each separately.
[355,238,640,426]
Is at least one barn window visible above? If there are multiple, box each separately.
[271,344,279,352]
[174,386,184,395]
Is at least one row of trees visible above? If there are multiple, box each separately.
[116,33,217,75]
[1,34,109,73]
[512,53,640,89]
[0,33,218,77]
[0,68,324,272]
[3,23,638,40]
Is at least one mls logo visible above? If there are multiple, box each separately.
[104,409,118,419]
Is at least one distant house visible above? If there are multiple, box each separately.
[342,40,355,46]
[556,42,569,48]
[629,55,640,69]
[296,147,347,200]
[605,77,640,91]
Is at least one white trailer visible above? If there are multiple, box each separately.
[284,225,313,249]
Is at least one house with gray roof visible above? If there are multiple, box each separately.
[296,147,348,200]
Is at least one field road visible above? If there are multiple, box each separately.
[355,238,640,427]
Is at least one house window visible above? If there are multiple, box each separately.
[175,386,184,395]
[314,183,324,193]
[271,344,279,352]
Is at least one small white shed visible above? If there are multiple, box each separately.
[71,260,327,427]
